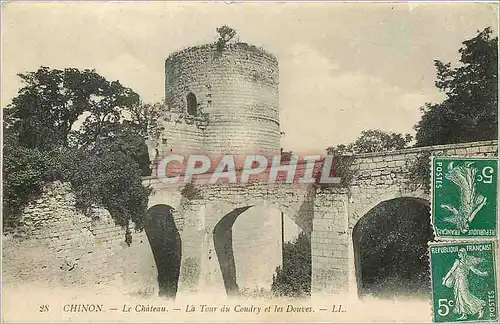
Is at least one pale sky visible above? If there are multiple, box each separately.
[1,2,498,153]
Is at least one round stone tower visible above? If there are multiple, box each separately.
[164,42,280,156]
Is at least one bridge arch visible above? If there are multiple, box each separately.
[144,204,182,298]
[351,196,432,299]
[349,188,428,228]
[212,202,305,296]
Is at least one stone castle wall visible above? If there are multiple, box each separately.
[162,43,280,156]
[3,141,498,299]
[148,112,207,159]
[2,181,158,297]
[310,140,498,296]
[348,139,498,226]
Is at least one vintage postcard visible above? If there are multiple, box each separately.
[1,1,499,323]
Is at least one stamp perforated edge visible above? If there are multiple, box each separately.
[429,155,499,241]
[427,240,499,323]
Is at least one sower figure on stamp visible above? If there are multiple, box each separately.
[442,248,488,320]
[440,162,487,234]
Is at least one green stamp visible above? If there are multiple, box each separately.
[429,241,498,323]
[432,157,497,238]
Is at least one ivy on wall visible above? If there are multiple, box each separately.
[180,183,204,201]
[407,151,432,194]
[314,154,357,189]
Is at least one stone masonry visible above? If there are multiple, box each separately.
[145,139,498,298]
[148,42,281,162]
[3,141,497,298]
[3,33,498,300]
[2,181,158,297]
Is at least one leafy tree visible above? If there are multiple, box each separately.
[271,232,311,298]
[323,130,411,188]
[215,25,237,51]
[67,148,150,230]
[414,27,498,146]
[3,67,153,239]
[7,66,140,151]
[75,118,152,176]
[354,199,433,298]
[327,129,412,155]
[217,25,237,43]
[2,135,53,229]
[128,101,168,139]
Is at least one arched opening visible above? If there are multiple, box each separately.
[352,197,433,299]
[144,204,182,298]
[213,206,250,296]
[213,205,304,297]
[186,92,198,116]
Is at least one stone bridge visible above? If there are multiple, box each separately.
[142,140,497,298]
